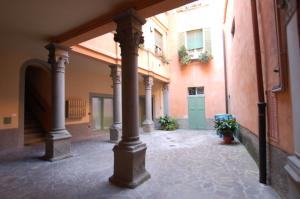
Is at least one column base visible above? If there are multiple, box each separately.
[142,120,154,132]
[285,155,300,198]
[109,142,151,188]
[110,124,122,142]
[44,129,72,161]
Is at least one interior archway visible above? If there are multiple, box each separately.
[19,59,51,146]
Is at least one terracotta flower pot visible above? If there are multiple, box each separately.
[223,135,233,144]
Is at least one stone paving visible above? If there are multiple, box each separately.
[0,130,281,199]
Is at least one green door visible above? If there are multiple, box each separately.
[188,96,206,129]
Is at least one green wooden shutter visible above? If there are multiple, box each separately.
[204,28,212,53]
[178,32,185,48]
[187,29,203,50]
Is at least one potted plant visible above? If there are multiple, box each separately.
[214,119,238,144]
[158,115,179,131]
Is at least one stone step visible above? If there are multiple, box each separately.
[24,132,45,139]
[24,137,45,145]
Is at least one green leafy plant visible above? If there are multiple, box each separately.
[178,46,191,65]
[214,119,238,137]
[159,115,179,131]
[198,51,213,64]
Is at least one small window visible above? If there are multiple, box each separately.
[154,29,163,54]
[186,29,203,50]
[188,87,204,96]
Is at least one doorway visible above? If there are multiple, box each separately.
[188,87,206,129]
[24,65,51,145]
[91,96,113,131]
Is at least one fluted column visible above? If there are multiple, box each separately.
[109,64,122,142]
[163,83,169,116]
[44,43,72,161]
[109,8,150,188]
[142,75,154,132]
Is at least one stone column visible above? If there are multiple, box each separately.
[109,64,122,142]
[162,83,169,116]
[44,43,72,161]
[109,8,150,188]
[142,75,154,132]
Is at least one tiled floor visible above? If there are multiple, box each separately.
[0,130,281,199]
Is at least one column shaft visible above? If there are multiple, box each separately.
[163,83,169,116]
[122,54,139,142]
[143,76,154,132]
[52,59,66,130]
[109,64,122,142]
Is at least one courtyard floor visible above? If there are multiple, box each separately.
[0,130,280,199]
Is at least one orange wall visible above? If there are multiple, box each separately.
[258,0,293,153]
[168,2,226,119]
[224,0,259,134]
[224,0,293,153]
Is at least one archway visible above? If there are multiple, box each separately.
[19,59,51,146]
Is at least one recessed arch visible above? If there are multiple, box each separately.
[18,59,51,147]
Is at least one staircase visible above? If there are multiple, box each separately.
[24,112,46,145]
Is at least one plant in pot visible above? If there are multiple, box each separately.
[214,119,238,144]
[158,115,179,131]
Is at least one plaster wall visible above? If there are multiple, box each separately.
[0,37,164,149]
[80,16,171,80]
[224,0,293,154]
[168,1,226,119]
[224,0,259,135]
[258,0,293,154]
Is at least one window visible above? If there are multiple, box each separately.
[178,28,212,58]
[188,87,204,96]
[187,29,203,50]
[154,29,163,54]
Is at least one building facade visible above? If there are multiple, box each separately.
[224,0,300,198]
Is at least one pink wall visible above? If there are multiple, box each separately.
[224,0,294,153]
[168,3,226,119]
[224,0,259,134]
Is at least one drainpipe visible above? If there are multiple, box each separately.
[250,0,267,184]
[222,30,229,114]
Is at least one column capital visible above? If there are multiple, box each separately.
[45,43,70,65]
[144,75,153,89]
[109,64,122,84]
[113,9,146,54]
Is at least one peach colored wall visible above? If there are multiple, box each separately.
[168,2,226,119]
[66,52,164,125]
[0,39,48,130]
[65,52,113,125]
[80,19,171,80]
[224,0,293,153]
[224,0,259,135]
[258,0,293,154]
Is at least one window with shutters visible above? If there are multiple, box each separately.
[178,28,212,60]
[154,29,163,55]
[187,29,203,50]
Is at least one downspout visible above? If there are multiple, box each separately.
[250,0,267,184]
[222,30,229,114]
